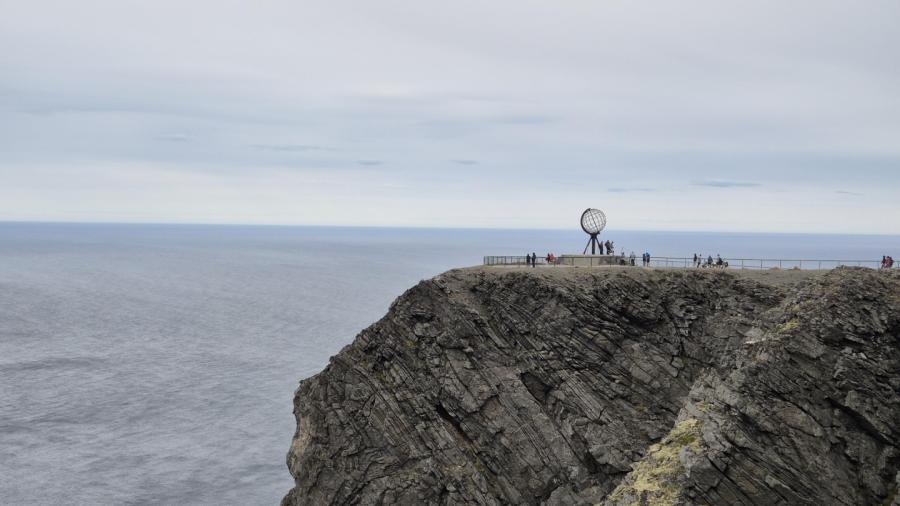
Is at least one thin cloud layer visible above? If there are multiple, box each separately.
[608,188,656,193]
[693,180,762,188]
[252,144,331,152]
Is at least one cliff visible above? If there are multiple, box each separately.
[282,267,900,505]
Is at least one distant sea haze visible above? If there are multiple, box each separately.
[0,223,898,505]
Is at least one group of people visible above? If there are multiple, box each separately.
[521,251,896,270]
[693,253,727,268]
[524,252,561,267]
[597,240,615,255]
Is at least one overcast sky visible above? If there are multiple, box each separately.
[2,1,899,233]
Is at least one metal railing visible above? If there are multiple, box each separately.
[484,255,899,270]
[483,255,551,266]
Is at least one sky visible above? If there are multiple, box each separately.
[1,0,899,233]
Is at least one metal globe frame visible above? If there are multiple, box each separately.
[580,208,607,255]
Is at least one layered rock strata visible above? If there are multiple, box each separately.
[283,267,900,505]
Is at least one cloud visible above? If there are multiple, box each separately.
[608,187,655,193]
[493,115,555,125]
[155,134,190,142]
[693,180,761,188]
[835,190,864,196]
[252,144,330,152]
[0,1,898,232]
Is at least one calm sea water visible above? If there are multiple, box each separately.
[1,223,898,505]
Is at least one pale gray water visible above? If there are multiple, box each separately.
[1,223,897,505]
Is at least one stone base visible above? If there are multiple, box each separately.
[558,254,633,267]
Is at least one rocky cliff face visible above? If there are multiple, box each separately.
[282,267,900,505]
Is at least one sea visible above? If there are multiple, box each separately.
[1,222,898,505]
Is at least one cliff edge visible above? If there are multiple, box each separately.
[283,267,900,505]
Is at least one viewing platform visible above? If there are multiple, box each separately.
[483,255,897,270]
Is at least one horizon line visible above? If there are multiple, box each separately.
[0,219,898,238]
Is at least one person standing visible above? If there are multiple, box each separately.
[525,253,531,267]
[531,252,537,268]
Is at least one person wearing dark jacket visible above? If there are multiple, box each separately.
[531,252,537,268]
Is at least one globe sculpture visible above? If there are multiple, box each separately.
[580,208,607,255]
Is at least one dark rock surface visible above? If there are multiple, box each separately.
[282,267,900,505]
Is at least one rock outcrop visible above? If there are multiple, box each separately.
[282,267,900,505]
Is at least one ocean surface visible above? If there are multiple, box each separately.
[1,223,898,505]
